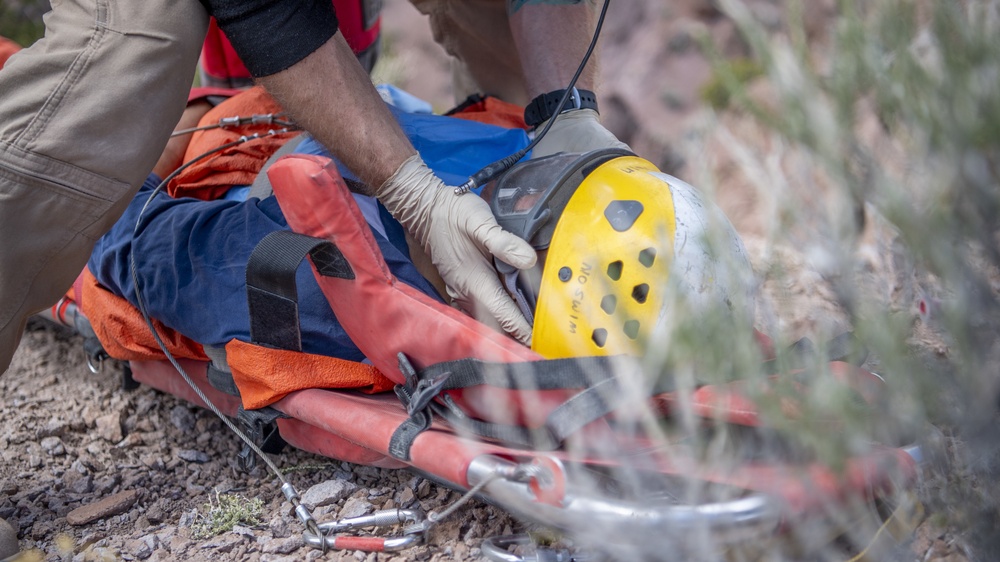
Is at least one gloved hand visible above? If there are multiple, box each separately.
[531,108,630,159]
[377,154,537,344]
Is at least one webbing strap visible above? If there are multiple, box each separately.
[430,375,623,451]
[389,354,657,457]
[248,133,307,201]
[417,355,644,392]
[246,230,354,350]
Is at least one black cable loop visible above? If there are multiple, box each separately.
[454,0,612,195]
[129,129,295,489]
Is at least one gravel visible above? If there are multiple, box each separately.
[2,323,519,561]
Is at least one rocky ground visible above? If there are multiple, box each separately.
[2,322,523,562]
[0,0,991,560]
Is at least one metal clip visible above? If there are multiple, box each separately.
[303,508,425,553]
[568,87,582,111]
[406,370,452,415]
[482,534,586,562]
[85,354,103,374]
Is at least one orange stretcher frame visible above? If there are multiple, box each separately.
[44,153,922,552]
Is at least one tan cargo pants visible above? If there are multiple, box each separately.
[409,0,530,106]
[0,0,209,372]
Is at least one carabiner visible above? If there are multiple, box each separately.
[303,508,424,553]
[86,353,103,374]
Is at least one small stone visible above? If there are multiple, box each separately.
[67,490,140,526]
[145,500,168,525]
[264,555,302,562]
[261,536,304,555]
[155,527,176,547]
[184,481,205,496]
[398,487,415,506]
[126,534,156,560]
[268,515,291,539]
[200,534,242,553]
[169,534,191,553]
[116,433,144,449]
[37,418,68,439]
[338,497,372,520]
[0,518,18,560]
[0,481,18,495]
[95,413,123,443]
[93,475,119,495]
[301,480,357,509]
[169,406,197,433]
[68,474,94,495]
[177,450,209,464]
[178,509,198,528]
[231,525,256,539]
[82,405,101,427]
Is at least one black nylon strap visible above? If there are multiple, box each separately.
[524,88,599,128]
[246,230,354,350]
[389,383,434,461]
[417,355,644,392]
[428,377,621,451]
[389,354,657,453]
[388,410,433,461]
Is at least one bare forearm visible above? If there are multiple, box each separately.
[508,0,598,97]
[257,33,416,194]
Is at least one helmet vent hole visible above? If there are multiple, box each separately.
[632,284,650,304]
[639,248,656,268]
[623,320,640,339]
[592,329,608,348]
[604,200,644,232]
[600,295,617,315]
[607,261,623,281]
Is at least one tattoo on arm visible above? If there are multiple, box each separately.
[508,0,585,15]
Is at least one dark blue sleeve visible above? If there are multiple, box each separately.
[88,174,442,361]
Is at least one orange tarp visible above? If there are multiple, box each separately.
[168,86,298,201]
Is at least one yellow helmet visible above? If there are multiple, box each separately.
[485,149,754,359]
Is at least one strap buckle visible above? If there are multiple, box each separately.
[566,87,583,112]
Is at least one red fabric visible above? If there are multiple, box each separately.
[268,155,602,430]
[168,86,297,200]
[200,1,379,82]
[200,18,250,82]
[653,361,887,427]
[0,36,21,69]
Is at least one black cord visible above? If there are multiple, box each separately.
[453,0,612,195]
[128,130,298,489]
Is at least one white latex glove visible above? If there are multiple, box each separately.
[530,108,631,159]
[378,155,537,344]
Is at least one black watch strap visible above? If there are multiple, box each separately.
[523,88,599,128]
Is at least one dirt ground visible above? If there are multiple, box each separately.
[0,0,988,560]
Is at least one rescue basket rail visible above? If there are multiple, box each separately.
[466,455,781,545]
